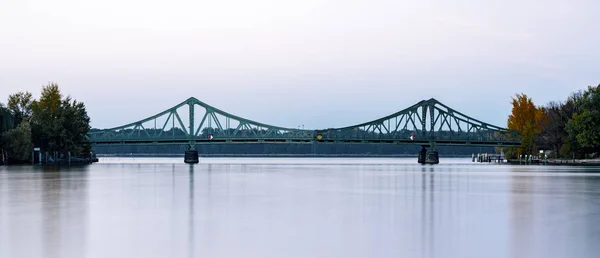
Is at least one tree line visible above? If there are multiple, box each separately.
[507,84,600,159]
[0,83,91,163]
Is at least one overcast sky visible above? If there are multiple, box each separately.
[1,0,598,129]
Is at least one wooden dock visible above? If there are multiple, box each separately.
[472,153,505,163]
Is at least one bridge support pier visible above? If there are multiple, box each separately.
[418,146,439,164]
[418,147,427,164]
[426,149,439,164]
[184,143,199,164]
[185,150,199,164]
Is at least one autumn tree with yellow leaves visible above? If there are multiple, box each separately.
[507,93,544,157]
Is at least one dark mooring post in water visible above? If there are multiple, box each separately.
[184,143,199,164]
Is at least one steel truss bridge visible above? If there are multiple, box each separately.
[89,97,520,148]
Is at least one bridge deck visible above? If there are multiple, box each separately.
[92,138,520,147]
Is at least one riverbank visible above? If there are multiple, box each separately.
[546,159,600,166]
[0,156,97,165]
[508,158,600,166]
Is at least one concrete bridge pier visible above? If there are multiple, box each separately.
[184,143,199,164]
[184,150,199,164]
[426,149,439,164]
[418,145,439,164]
[418,146,427,164]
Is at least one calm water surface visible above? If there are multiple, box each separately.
[1,158,600,258]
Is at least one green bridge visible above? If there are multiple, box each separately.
[89,97,520,163]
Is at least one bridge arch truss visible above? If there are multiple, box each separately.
[315,98,520,147]
[89,98,520,147]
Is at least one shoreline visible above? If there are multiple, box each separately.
[546,159,600,166]
[508,159,600,166]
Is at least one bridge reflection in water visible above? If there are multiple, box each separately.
[89,97,520,163]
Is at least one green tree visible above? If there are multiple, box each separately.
[58,97,91,154]
[536,102,564,158]
[567,84,600,155]
[7,91,33,124]
[31,83,64,152]
[3,120,33,162]
[535,96,588,159]
[559,92,584,158]
[0,103,14,152]
[30,83,91,155]
[0,103,13,134]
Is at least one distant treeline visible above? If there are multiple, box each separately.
[92,143,494,156]
[507,84,600,159]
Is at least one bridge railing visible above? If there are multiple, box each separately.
[89,128,316,142]
[314,129,520,145]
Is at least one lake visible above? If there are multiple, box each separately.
[1,158,600,258]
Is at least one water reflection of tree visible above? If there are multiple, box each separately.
[508,167,535,258]
[42,166,89,258]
